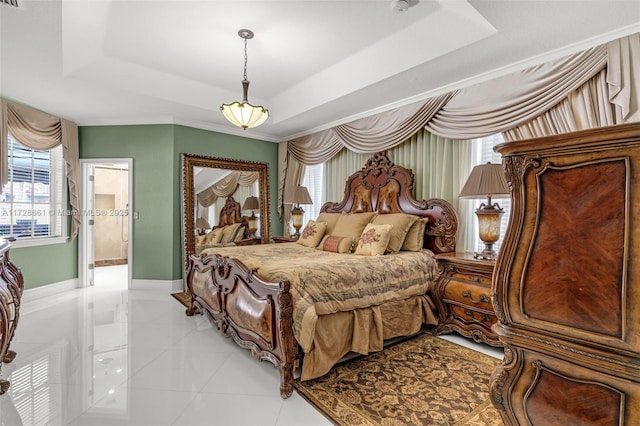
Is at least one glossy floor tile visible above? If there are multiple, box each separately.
[1,265,502,426]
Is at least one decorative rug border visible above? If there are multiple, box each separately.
[294,332,503,426]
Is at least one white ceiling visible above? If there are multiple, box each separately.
[1,0,639,143]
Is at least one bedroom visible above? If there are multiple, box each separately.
[1,0,640,424]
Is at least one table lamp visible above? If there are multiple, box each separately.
[284,185,313,239]
[195,217,211,235]
[459,162,510,260]
[242,195,260,237]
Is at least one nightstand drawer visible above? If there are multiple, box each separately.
[449,304,497,327]
[446,270,491,287]
[443,280,493,311]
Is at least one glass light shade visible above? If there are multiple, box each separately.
[220,102,269,130]
[221,79,269,130]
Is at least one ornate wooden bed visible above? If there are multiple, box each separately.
[194,196,256,254]
[184,153,458,398]
[0,240,24,395]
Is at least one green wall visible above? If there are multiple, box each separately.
[80,124,176,280]
[15,123,279,289]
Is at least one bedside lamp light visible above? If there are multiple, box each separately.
[459,162,510,260]
[195,217,211,235]
[242,195,260,237]
[284,185,313,239]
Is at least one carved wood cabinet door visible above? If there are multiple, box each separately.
[489,123,640,426]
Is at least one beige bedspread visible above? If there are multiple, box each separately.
[201,242,439,354]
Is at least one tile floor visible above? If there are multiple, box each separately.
[1,265,503,426]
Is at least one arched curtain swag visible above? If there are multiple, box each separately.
[287,33,639,166]
[0,100,80,239]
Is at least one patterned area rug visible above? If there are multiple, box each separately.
[170,291,191,308]
[295,333,503,425]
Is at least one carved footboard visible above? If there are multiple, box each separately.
[0,240,24,395]
[185,253,299,398]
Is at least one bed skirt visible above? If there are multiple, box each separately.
[301,294,438,380]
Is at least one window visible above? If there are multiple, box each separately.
[0,133,66,243]
[473,133,510,254]
[301,163,324,224]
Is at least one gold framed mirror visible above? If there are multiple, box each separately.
[181,153,270,264]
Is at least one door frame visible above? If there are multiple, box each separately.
[79,158,133,289]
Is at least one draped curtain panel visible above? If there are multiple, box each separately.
[286,32,639,163]
[280,32,639,247]
[0,99,80,239]
[504,69,616,140]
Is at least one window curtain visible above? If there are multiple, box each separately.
[196,170,258,208]
[286,32,638,159]
[281,33,639,248]
[0,99,80,239]
[324,131,476,252]
[503,69,616,140]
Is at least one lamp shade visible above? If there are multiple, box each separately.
[242,195,260,211]
[220,99,269,130]
[459,163,510,199]
[284,185,313,205]
[195,217,211,229]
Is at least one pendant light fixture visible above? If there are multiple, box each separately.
[220,29,269,130]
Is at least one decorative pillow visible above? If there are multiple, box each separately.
[355,223,393,256]
[233,226,246,242]
[221,222,242,243]
[316,212,342,236]
[331,212,377,240]
[372,213,418,253]
[297,220,327,248]
[401,218,428,251]
[204,227,224,245]
[196,234,207,245]
[318,235,355,253]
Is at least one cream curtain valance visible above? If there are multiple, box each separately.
[425,45,608,139]
[0,99,80,239]
[196,171,259,208]
[288,93,452,165]
[286,33,639,165]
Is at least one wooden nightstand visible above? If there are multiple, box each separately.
[432,252,501,347]
[272,236,298,243]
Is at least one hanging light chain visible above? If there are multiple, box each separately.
[243,36,249,81]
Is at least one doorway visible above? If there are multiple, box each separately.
[80,159,133,288]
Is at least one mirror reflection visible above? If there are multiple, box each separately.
[182,154,270,264]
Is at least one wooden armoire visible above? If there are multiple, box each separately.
[489,123,640,425]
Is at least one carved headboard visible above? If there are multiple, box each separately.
[213,196,250,238]
[320,152,458,253]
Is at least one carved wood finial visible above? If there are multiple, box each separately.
[363,152,394,177]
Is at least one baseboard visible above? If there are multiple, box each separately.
[20,278,80,315]
[22,278,80,304]
[131,279,184,292]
